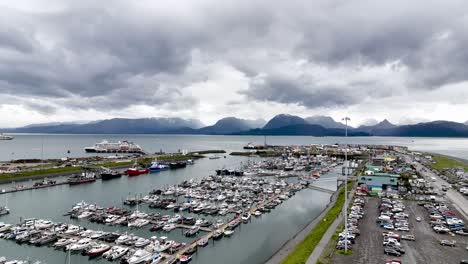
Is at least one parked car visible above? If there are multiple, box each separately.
[401,234,415,241]
[440,240,456,247]
[416,217,422,222]
[384,247,402,257]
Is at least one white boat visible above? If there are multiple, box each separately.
[116,233,132,244]
[253,210,262,217]
[149,253,164,263]
[66,238,92,252]
[0,134,13,140]
[224,229,234,236]
[35,220,54,230]
[84,140,143,153]
[241,212,251,222]
[0,223,12,233]
[134,237,151,248]
[64,225,81,235]
[162,223,177,232]
[53,238,77,248]
[128,219,150,228]
[127,249,152,264]
[77,211,93,219]
[86,243,111,257]
[105,246,129,261]
[154,240,172,252]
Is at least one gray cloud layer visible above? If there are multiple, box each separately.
[0,0,468,120]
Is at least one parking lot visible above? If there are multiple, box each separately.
[333,197,468,264]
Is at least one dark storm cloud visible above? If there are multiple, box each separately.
[244,76,389,108]
[1,0,468,113]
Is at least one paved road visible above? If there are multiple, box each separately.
[402,154,468,219]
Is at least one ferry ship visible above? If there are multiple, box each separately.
[0,133,13,140]
[84,140,144,153]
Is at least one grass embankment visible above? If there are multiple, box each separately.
[0,166,82,181]
[281,181,353,264]
[430,155,468,172]
[0,154,197,181]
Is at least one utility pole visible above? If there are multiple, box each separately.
[342,116,350,252]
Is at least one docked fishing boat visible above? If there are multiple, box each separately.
[100,167,122,180]
[148,161,169,173]
[84,140,144,153]
[168,162,187,169]
[126,166,149,176]
[67,172,96,185]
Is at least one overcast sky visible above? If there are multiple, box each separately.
[1,0,468,128]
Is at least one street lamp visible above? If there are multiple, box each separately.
[342,116,350,252]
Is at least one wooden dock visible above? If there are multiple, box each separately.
[164,186,297,263]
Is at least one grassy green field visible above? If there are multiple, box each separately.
[0,166,82,181]
[281,181,353,264]
[430,155,468,172]
[0,154,196,181]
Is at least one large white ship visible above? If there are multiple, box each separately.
[0,133,14,140]
[84,140,144,153]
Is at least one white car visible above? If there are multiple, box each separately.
[415,217,422,222]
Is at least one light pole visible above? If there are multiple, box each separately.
[342,116,350,252]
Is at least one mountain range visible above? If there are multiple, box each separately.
[2,115,468,137]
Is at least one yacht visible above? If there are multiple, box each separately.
[66,238,92,252]
[241,212,251,222]
[104,246,129,261]
[86,243,111,257]
[53,238,77,249]
[127,249,152,264]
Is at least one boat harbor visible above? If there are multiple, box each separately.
[0,173,312,263]
[0,139,358,263]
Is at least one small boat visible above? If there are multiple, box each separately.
[212,229,223,240]
[105,246,128,261]
[127,249,152,264]
[0,206,10,216]
[184,226,199,237]
[162,223,177,232]
[179,255,192,264]
[86,243,111,257]
[223,229,234,237]
[197,238,208,247]
[149,253,164,263]
[241,212,251,222]
[66,238,92,252]
[154,240,172,252]
[53,238,77,249]
[253,210,262,217]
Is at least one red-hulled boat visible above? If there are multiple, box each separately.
[126,167,149,176]
[312,172,321,179]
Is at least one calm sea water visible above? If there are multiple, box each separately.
[0,134,466,263]
[1,134,468,161]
